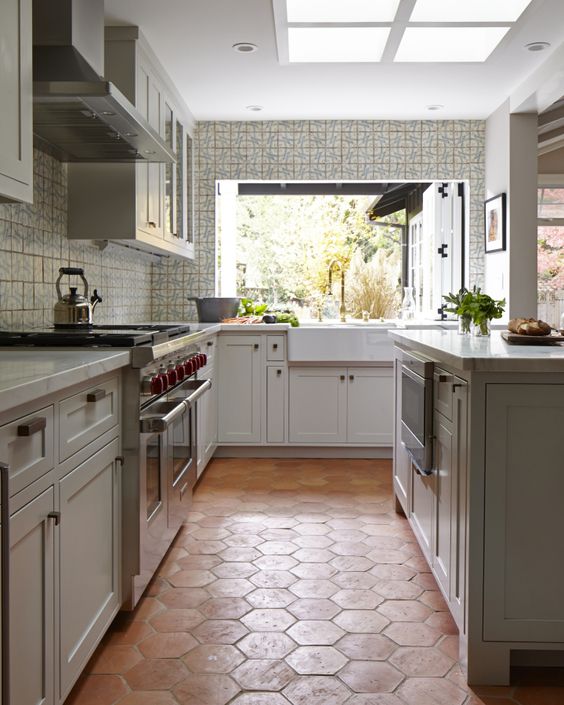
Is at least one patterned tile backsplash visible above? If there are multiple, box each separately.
[0,150,154,329]
[152,119,486,322]
[0,121,486,327]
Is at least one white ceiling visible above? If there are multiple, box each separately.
[104,0,564,121]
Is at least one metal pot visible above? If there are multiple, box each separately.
[54,267,102,328]
[188,297,240,322]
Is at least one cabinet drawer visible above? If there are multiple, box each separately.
[267,335,285,361]
[434,368,454,420]
[0,405,54,496]
[59,378,119,461]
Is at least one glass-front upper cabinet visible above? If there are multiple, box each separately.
[164,101,176,243]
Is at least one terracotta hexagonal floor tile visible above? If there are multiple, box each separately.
[425,611,459,635]
[64,674,128,705]
[258,541,298,556]
[238,632,297,659]
[253,555,299,571]
[370,564,417,581]
[283,675,350,705]
[211,562,258,579]
[89,645,143,674]
[207,578,254,598]
[192,527,231,541]
[183,644,245,674]
[117,691,178,705]
[374,580,424,600]
[396,677,467,705]
[410,572,437,590]
[437,635,460,660]
[285,646,348,675]
[293,535,334,550]
[294,513,332,524]
[173,673,240,705]
[219,547,262,562]
[260,529,299,541]
[378,600,432,622]
[106,619,154,646]
[287,620,345,645]
[182,539,227,555]
[124,658,187,690]
[329,556,374,572]
[192,619,249,644]
[335,633,397,661]
[294,523,331,536]
[138,632,198,659]
[384,622,442,646]
[249,570,298,588]
[290,579,338,599]
[331,542,372,557]
[346,695,406,705]
[338,660,403,693]
[199,597,252,619]
[168,569,216,588]
[333,610,389,634]
[231,694,291,705]
[331,589,383,610]
[290,563,338,580]
[328,519,363,530]
[287,598,341,620]
[241,608,296,631]
[418,590,448,611]
[176,554,222,571]
[158,587,209,609]
[131,597,162,621]
[247,588,297,608]
[390,646,455,677]
[366,548,412,564]
[331,572,378,590]
[232,659,296,690]
[224,534,265,548]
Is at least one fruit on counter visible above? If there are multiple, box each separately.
[508,318,552,336]
[267,311,300,327]
[238,298,268,317]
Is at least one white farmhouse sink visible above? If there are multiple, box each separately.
[288,326,395,362]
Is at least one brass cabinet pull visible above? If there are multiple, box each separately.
[273,343,278,349]
[349,375,355,381]
[115,456,124,466]
[276,369,282,376]
[148,221,157,228]
[17,416,47,437]
[207,341,214,347]
[340,375,345,381]
[87,388,107,403]
[254,344,259,350]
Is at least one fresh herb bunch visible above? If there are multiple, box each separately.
[468,289,505,325]
[443,288,473,317]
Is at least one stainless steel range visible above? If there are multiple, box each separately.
[0,323,212,609]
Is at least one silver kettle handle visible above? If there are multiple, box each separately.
[56,267,89,300]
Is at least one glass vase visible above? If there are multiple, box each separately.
[458,315,472,335]
[400,287,416,320]
[472,319,491,337]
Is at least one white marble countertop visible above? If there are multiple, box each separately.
[389,329,564,371]
[0,349,131,414]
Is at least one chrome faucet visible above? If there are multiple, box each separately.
[328,259,347,322]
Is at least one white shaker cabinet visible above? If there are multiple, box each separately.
[58,439,121,702]
[10,486,55,705]
[197,341,218,476]
[289,368,348,444]
[0,0,32,203]
[266,366,286,443]
[347,367,393,445]
[218,336,262,443]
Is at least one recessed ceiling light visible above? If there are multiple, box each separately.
[233,42,258,53]
[286,0,400,23]
[395,27,510,62]
[410,0,532,22]
[426,104,444,111]
[246,105,263,112]
[288,27,390,62]
[525,41,551,52]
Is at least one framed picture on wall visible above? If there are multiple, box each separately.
[484,193,506,253]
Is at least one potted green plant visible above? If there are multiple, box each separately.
[467,289,505,336]
[443,288,473,335]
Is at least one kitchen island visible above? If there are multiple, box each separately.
[390,329,564,685]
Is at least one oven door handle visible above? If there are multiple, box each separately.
[401,363,426,386]
[183,379,212,407]
[140,399,187,433]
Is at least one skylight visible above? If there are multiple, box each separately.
[410,0,533,23]
[286,0,400,23]
[288,27,390,63]
[395,27,510,62]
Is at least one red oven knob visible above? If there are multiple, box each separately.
[157,370,169,391]
[150,376,163,395]
[175,362,185,381]
[201,353,208,367]
[196,353,204,368]
[183,358,194,376]
[167,365,178,386]
[190,355,200,371]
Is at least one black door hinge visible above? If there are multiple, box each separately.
[457,182,464,198]
[437,306,447,321]
[437,244,448,258]
[438,183,449,198]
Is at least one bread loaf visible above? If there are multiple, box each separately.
[508,318,551,336]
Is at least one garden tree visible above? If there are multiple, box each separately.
[538,225,564,293]
[236,194,403,313]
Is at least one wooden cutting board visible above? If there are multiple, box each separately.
[501,331,564,345]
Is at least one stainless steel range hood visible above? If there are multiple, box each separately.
[32,0,174,164]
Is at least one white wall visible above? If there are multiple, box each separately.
[485,100,538,318]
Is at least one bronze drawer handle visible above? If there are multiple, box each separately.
[17,416,47,437]
[277,369,282,376]
[273,343,278,350]
[87,388,107,403]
